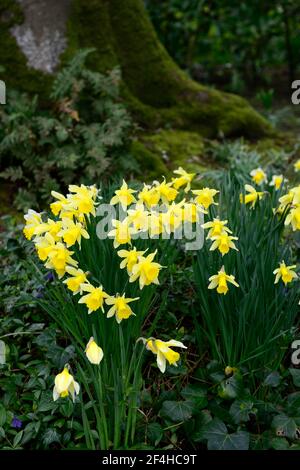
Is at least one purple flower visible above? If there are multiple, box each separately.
[44,272,55,282]
[11,416,22,429]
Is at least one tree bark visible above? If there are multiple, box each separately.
[0,0,272,139]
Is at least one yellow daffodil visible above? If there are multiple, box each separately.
[192,187,219,209]
[208,266,239,295]
[141,337,187,373]
[50,191,68,216]
[147,213,164,237]
[117,247,146,274]
[209,233,239,256]
[33,219,62,241]
[225,366,238,376]
[108,218,135,248]
[45,243,78,277]
[129,250,162,289]
[290,186,300,205]
[110,180,137,210]
[106,294,139,323]
[273,261,298,285]
[57,218,89,247]
[161,201,184,233]
[85,337,103,365]
[172,167,195,192]
[78,284,109,313]
[269,175,284,191]
[294,159,300,172]
[250,167,267,185]
[127,203,149,231]
[53,366,80,402]
[285,206,300,231]
[202,217,232,239]
[34,233,56,261]
[23,209,43,240]
[137,184,160,208]
[68,184,98,216]
[182,202,206,223]
[155,179,178,204]
[240,184,264,208]
[63,267,88,294]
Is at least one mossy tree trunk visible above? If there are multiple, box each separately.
[1,0,272,138]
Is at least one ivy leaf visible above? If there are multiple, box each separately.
[289,368,300,387]
[147,423,163,446]
[160,400,193,423]
[272,414,300,440]
[218,373,243,400]
[204,418,249,450]
[42,428,61,446]
[271,437,290,450]
[264,371,281,388]
[192,410,212,442]
[180,384,208,409]
[229,399,255,424]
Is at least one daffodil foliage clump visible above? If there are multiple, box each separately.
[24,168,199,449]
[194,166,299,371]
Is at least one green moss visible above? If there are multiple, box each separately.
[0,0,52,96]
[130,140,168,180]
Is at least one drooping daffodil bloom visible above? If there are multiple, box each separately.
[23,209,43,240]
[127,203,149,231]
[208,266,239,295]
[45,242,78,277]
[294,159,300,173]
[63,267,88,295]
[202,217,232,239]
[172,167,196,192]
[155,179,178,204]
[240,184,264,209]
[129,250,162,289]
[273,261,298,285]
[106,294,139,323]
[137,184,160,208]
[108,218,135,248]
[78,284,109,313]
[110,180,137,210]
[50,191,69,216]
[33,218,62,241]
[85,337,104,365]
[269,175,284,191]
[140,337,187,373]
[117,247,146,274]
[250,167,267,186]
[192,187,219,209]
[209,233,239,256]
[53,366,80,402]
[57,218,89,247]
[285,206,300,231]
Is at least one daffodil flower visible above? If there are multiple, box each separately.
[161,201,184,233]
[147,213,164,237]
[68,184,98,216]
[140,337,187,373]
[78,284,109,313]
[285,206,300,231]
[192,187,219,209]
[45,243,78,277]
[110,180,137,210]
[34,233,56,261]
[129,250,162,289]
[108,218,135,248]
[250,168,267,185]
[23,209,43,240]
[63,267,88,294]
[33,218,62,241]
[106,294,139,323]
[138,184,160,208]
[202,217,232,239]
[53,366,80,402]
[240,184,264,209]
[294,159,300,172]
[127,203,149,231]
[172,167,195,192]
[209,233,239,256]
[182,202,207,223]
[208,266,239,295]
[273,261,298,285]
[85,337,104,365]
[269,175,284,191]
[57,218,90,247]
[155,179,178,204]
[117,247,146,274]
[50,191,68,216]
